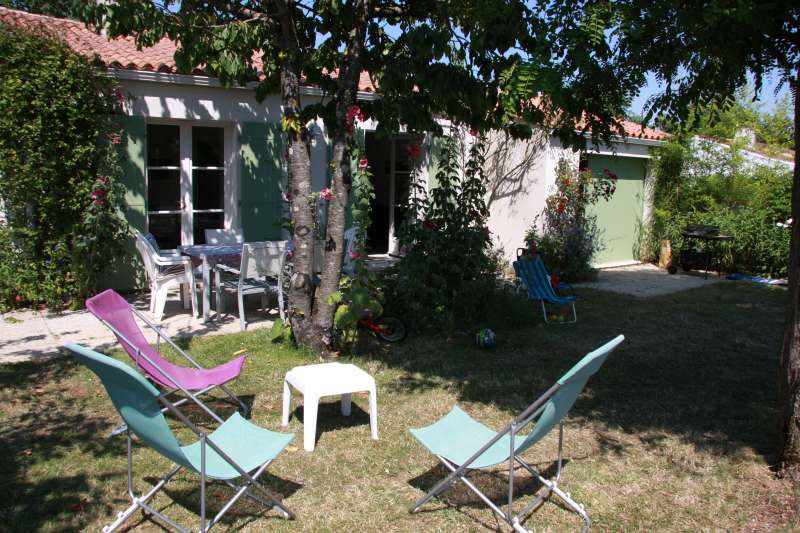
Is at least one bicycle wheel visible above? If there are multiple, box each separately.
[374,316,407,343]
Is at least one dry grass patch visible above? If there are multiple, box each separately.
[1,282,797,531]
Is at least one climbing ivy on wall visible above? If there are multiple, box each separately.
[0,24,128,309]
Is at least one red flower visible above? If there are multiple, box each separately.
[346,104,365,124]
[405,142,421,160]
[91,189,107,206]
[557,203,566,213]
[14,295,23,303]
[348,249,363,260]
[358,158,369,169]
[423,219,439,231]
[107,132,121,145]
[319,187,333,201]
[603,169,618,181]
[563,178,571,187]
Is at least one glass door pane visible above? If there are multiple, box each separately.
[191,126,225,244]
[148,214,182,250]
[146,124,181,249]
[393,138,412,238]
[364,133,391,254]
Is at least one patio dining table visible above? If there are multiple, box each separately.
[180,243,243,323]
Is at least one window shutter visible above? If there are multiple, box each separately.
[239,122,284,241]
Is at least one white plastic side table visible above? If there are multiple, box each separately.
[281,362,378,451]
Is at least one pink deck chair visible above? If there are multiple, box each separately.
[86,289,248,425]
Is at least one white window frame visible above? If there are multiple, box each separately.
[388,134,412,256]
[145,119,234,249]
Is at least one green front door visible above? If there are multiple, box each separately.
[586,155,647,265]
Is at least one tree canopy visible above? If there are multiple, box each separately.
[0,0,76,18]
[83,1,642,145]
[83,0,644,351]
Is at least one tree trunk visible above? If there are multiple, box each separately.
[777,72,800,471]
[308,1,371,354]
[275,0,316,347]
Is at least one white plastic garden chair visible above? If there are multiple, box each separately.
[215,241,287,330]
[134,229,198,321]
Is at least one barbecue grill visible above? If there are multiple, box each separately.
[668,223,733,278]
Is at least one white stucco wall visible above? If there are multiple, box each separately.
[114,71,661,263]
[120,78,283,123]
[483,130,577,263]
[117,73,335,232]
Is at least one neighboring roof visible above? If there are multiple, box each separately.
[690,136,794,171]
[617,120,669,141]
[0,7,378,92]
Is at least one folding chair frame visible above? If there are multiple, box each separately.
[101,348,294,533]
[97,307,248,437]
[409,382,592,533]
[540,299,578,324]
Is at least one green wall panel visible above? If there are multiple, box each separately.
[240,122,284,241]
[104,114,147,291]
[426,135,445,191]
[586,154,647,265]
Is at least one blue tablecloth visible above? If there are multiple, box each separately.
[180,244,243,258]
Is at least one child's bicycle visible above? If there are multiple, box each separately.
[358,311,407,343]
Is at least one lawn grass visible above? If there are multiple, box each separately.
[1,282,797,531]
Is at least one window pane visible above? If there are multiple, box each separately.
[192,127,224,167]
[148,213,181,250]
[147,125,180,166]
[193,169,224,210]
[395,138,411,172]
[193,212,224,245]
[147,169,181,211]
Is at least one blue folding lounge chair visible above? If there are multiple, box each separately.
[514,255,577,323]
[409,335,624,533]
[64,343,296,533]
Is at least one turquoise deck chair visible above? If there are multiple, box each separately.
[514,255,577,323]
[64,343,296,533]
[409,335,624,533]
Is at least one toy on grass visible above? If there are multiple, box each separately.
[475,328,496,349]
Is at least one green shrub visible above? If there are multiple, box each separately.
[648,139,792,278]
[386,131,499,331]
[0,24,128,309]
[523,158,615,281]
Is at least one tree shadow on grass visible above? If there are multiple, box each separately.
[147,471,303,530]
[0,357,127,531]
[408,459,578,531]
[372,283,786,463]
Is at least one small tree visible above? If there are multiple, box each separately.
[0,23,127,308]
[388,130,498,330]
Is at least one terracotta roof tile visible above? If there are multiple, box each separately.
[0,7,663,140]
[617,120,669,141]
[0,7,379,92]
